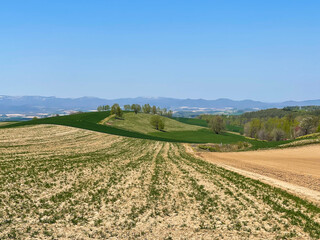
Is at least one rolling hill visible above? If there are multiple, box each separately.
[2,111,319,150]
[102,112,203,134]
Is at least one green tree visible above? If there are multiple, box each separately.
[167,110,173,117]
[150,115,165,131]
[124,104,131,111]
[300,117,316,135]
[97,105,110,111]
[208,115,225,134]
[111,104,120,115]
[152,105,157,114]
[285,113,295,123]
[131,104,141,114]
[248,118,262,138]
[142,104,151,114]
[115,106,123,118]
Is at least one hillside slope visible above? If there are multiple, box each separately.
[1,125,319,239]
[104,112,203,134]
[2,111,318,150]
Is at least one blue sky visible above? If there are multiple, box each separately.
[0,0,319,101]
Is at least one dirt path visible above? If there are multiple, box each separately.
[98,114,115,125]
[196,144,320,204]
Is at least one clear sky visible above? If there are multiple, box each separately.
[1,0,319,102]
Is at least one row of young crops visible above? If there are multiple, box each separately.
[0,125,319,239]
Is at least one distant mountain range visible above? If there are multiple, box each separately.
[1,95,320,114]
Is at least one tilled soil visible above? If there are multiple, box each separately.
[0,125,320,239]
[198,145,320,193]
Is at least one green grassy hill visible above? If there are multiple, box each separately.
[1,111,318,150]
[105,112,203,134]
[171,117,208,127]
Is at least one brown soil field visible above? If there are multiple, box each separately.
[197,145,320,203]
[1,125,320,239]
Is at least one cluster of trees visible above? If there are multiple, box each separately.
[200,106,320,140]
[97,105,110,111]
[243,116,320,141]
[98,103,173,117]
[97,104,123,118]
[124,104,173,117]
[242,106,320,119]
[239,107,320,141]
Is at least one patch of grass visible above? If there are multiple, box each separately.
[171,117,208,127]
[150,129,246,144]
[109,112,202,134]
[226,124,244,134]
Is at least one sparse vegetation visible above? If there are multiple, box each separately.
[197,141,251,152]
[0,125,319,239]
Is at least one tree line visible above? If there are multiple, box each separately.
[242,116,320,141]
[97,104,173,117]
[201,106,320,141]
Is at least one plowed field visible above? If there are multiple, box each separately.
[1,125,319,239]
